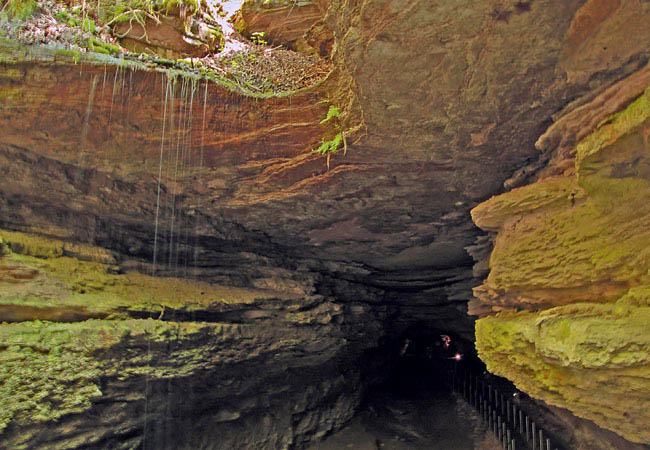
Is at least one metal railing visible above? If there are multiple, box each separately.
[448,366,561,450]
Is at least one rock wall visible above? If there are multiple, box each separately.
[471,67,650,444]
[0,229,387,449]
[237,0,332,55]
[4,0,650,447]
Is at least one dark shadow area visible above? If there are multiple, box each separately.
[309,329,498,450]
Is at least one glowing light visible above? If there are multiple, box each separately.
[454,353,462,361]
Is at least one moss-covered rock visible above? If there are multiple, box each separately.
[472,77,650,443]
[1,230,64,259]
[0,229,276,320]
[472,85,650,314]
[0,318,237,435]
[476,302,650,443]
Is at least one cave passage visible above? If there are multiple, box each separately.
[309,331,497,450]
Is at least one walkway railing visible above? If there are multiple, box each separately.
[447,365,561,450]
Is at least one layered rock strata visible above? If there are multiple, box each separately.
[3,0,650,447]
[472,68,650,444]
[237,0,332,55]
[0,229,386,449]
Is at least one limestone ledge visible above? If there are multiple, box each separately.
[471,68,650,444]
[476,302,650,444]
[0,317,371,449]
[472,83,650,315]
[0,229,380,449]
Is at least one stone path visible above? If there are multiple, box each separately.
[308,358,500,450]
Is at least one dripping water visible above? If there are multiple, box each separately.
[163,79,177,268]
[145,73,175,447]
[126,68,134,121]
[192,80,209,270]
[167,78,186,270]
[80,74,99,158]
[101,64,107,99]
[107,66,119,136]
[152,74,172,275]
[179,79,197,276]
[121,65,127,106]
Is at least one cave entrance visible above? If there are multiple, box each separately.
[308,329,497,450]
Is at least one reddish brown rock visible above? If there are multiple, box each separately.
[472,67,650,444]
[113,12,223,58]
[3,0,650,446]
[236,0,332,54]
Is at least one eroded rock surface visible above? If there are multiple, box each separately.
[237,0,332,55]
[472,71,650,444]
[0,229,386,449]
[2,0,650,447]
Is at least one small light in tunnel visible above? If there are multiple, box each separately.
[453,353,462,361]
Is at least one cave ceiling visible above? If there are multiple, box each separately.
[1,0,650,292]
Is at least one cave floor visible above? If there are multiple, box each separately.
[308,358,500,450]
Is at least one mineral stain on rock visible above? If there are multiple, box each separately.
[1,0,650,448]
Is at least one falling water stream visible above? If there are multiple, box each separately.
[152,74,172,275]
[40,51,510,449]
[80,74,98,154]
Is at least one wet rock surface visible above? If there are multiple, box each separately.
[308,356,500,450]
[472,67,650,444]
[0,230,387,449]
[1,0,650,447]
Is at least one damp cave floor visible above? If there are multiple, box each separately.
[308,358,500,450]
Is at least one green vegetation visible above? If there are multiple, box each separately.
[320,105,340,124]
[71,0,205,27]
[576,86,650,168]
[472,86,650,444]
[0,230,64,259]
[255,0,313,10]
[0,227,266,434]
[250,31,266,46]
[87,37,121,55]
[0,229,276,315]
[0,318,228,433]
[475,302,650,443]
[313,102,346,168]
[314,132,342,156]
[0,0,38,22]
[475,87,650,296]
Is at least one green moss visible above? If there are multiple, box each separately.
[576,87,650,168]
[473,84,650,444]
[0,0,38,22]
[0,229,275,315]
[88,0,204,28]
[0,321,107,432]
[0,37,324,98]
[475,303,650,443]
[0,318,228,433]
[87,38,121,55]
[471,176,583,231]
[0,230,63,259]
[616,285,650,308]
[0,237,7,257]
[479,85,650,296]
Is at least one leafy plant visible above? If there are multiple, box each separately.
[314,132,342,156]
[0,0,38,22]
[320,105,340,124]
[250,31,266,46]
[313,102,344,169]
